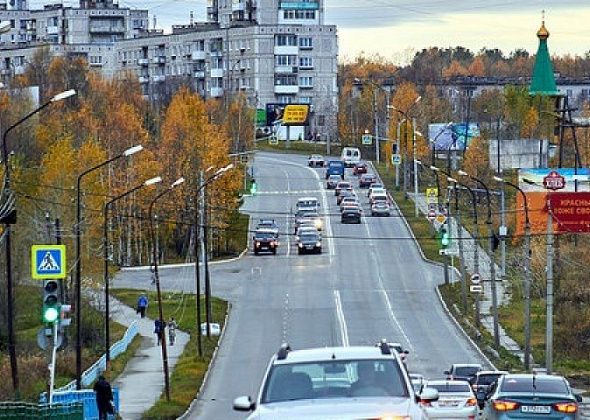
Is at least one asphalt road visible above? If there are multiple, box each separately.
[113,151,490,419]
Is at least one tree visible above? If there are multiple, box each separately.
[442,60,468,78]
[463,136,490,179]
[521,106,539,139]
[468,57,486,77]
[389,82,420,157]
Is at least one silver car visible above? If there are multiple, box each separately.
[371,201,391,216]
[422,380,478,419]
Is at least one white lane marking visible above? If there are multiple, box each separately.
[334,290,350,347]
[362,191,416,353]
[281,166,292,257]
[258,156,335,262]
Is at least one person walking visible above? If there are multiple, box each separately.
[136,294,148,318]
[154,318,164,346]
[168,317,177,346]
[93,375,114,420]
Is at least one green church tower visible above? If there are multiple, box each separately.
[529,17,560,96]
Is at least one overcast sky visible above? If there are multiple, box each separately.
[29,0,590,63]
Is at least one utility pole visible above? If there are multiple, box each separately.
[373,89,380,163]
[413,117,419,217]
[204,185,212,338]
[454,185,468,312]
[194,173,203,357]
[500,186,506,276]
[545,200,554,374]
[395,121,401,188]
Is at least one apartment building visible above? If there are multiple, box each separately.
[0,0,339,138]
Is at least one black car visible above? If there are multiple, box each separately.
[359,174,377,188]
[256,219,279,238]
[252,230,279,255]
[297,231,322,254]
[341,207,362,224]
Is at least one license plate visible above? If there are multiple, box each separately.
[438,401,459,407]
[521,405,551,414]
[306,245,314,250]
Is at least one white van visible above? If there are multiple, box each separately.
[296,197,320,212]
[341,147,361,167]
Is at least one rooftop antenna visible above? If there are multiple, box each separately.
[153,15,157,30]
[190,11,194,25]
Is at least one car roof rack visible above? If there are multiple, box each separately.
[378,339,391,355]
[277,343,291,360]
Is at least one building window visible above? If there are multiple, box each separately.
[276,55,297,66]
[299,57,313,68]
[299,76,313,88]
[275,75,297,86]
[299,37,313,49]
[299,96,312,104]
[277,95,295,104]
[283,10,316,19]
[276,34,297,46]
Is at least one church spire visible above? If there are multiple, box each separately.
[530,11,559,96]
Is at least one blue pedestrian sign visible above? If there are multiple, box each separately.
[31,245,66,280]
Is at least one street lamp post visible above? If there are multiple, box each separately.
[1,88,76,394]
[148,177,185,402]
[103,176,162,363]
[459,170,499,349]
[494,176,532,370]
[75,144,143,389]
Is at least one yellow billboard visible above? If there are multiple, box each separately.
[282,104,310,126]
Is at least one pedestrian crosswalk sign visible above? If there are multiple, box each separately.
[31,245,66,280]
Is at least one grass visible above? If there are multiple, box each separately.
[111,289,228,419]
[255,138,341,157]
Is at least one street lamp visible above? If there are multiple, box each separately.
[194,163,234,355]
[494,175,532,370]
[0,88,77,394]
[74,144,143,388]
[149,177,185,402]
[103,176,162,363]
[458,170,500,349]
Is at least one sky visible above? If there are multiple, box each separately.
[29,0,590,64]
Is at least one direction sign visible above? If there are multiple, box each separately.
[471,273,481,285]
[392,154,402,165]
[470,285,483,293]
[362,134,373,145]
[427,209,436,221]
[31,245,66,280]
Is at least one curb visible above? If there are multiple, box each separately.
[120,248,248,272]
[178,302,232,420]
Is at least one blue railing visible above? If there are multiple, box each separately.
[39,389,119,420]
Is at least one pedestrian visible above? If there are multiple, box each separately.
[93,375,114,420]
[168,317,177,346]
[154,318,164,345]
[136,294,148,318]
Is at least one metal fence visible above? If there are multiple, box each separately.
[0,401,84,419]
[39,389,119,420]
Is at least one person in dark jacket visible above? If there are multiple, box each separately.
[136,294,148,318]
[93,375,114,420]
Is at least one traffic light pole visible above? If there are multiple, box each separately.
[48,320,59,405]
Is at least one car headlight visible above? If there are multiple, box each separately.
[255,242,260,247]
[314,220,323,229]
[316,241,321,247]
[298,243,303,248]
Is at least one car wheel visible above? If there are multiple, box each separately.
[298,248,303,255]
[317,248,322,254]
[272,248,277,255]
[254,250,259,255]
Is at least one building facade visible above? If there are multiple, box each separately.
[0,0,339,138]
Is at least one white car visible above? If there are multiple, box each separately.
[422,380,478,419]
[308,154,325,167]
[233,343,439,419]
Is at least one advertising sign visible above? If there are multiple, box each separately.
[429,123,480,151]
[548,192,590,232]
[265,103,310,127]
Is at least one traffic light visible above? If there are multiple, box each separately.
[250,178,257,194]
[42,280,61,324]
[440,226,451,248]
[392,142,398,154]
[60,304,72,328]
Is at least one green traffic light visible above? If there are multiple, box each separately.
[440,227,450,248]
[250,180,257,194]
[43,306,59,323]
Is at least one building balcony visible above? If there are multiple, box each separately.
[210,87,224,97]
[138,58,149,66]
[279,1,319,9]
[155,56,166,64]
[138,76,149,84]
[274,85,299,94]
[299,64,314,70]
[89,25,126,34]
[0,69,10,76]
[275,65,298,74]
[210,68,223,78]
[210,50,223,57]
[191,50,206,61]
[232,0,245,11]
[47,25,59,35]
[152,75,166,83]
[194,70,205,78]
[274,45,298,56]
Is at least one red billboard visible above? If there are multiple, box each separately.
[548,192,590,232]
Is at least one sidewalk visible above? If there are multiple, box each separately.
[96,295,190,419]
[411,192,525,362]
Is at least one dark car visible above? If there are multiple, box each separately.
[353,161,368,176]
[472,370,508,409]
[297,231,322,254]
[326,174,341,189]
[444,364,482,385]
[359,173,377,188]
[336,189,355,205]
[335,181,352,196]
[341,207,362,224]
[252,229,279,255]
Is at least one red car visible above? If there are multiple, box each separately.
[353,162,368,176]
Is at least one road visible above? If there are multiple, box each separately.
[113,151,490,419]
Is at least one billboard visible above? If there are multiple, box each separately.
[515,168,590,235]
[265,103,311,127]
[429,123,480,151]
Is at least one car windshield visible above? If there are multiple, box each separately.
[298,210,317,218]
[261,359,409,403]
[501,377,568,394]
[258,221,275,228]
[329,175,340,180]
[428,383,471,393]
[371,184,383,189]
[337,183,351,189]
[455,366,480,377]
[300,234,319,242]
[477,374,503,385]
[328,161,342,167]
[255,232,274,240]
[374,202,388,207]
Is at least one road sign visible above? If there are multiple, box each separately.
[269,135,278,145]
[471,273,481,285]
[32,245,66,280]
[439,248,458,256]
[427,209,436,221]
[37,326,63,351]
[426,188,438,204]
[392,154,402,165]
[435,214,447,226]
[362,134,373,145]
[470,285,483,293]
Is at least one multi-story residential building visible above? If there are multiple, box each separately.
[0,0,339,138]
